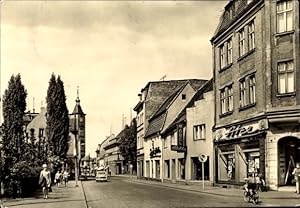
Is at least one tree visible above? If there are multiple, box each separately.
[119,119,137,171]
[46,74,69,164]
[2,74,27,195]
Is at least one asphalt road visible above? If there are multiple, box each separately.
[83,177,254,208]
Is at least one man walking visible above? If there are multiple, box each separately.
[292,163,300,194]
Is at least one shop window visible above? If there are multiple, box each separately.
[193,124,206,140]
[218,153,235,181]
[277,0,293,33]
[247,152,260,175]
[164,160,170,178]
[178,158,185,180]
[278,60,294,94]
[146,161,150,177]
[191,157,210,180]
[155,160,160,179]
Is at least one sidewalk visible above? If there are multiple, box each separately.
[125,177,300,200]
[1,181,86,208]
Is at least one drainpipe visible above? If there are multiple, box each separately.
[161,133,164,183]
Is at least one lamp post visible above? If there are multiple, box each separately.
[70,113,79,187]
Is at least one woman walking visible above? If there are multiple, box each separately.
[54,170,62,187]
[39,164,51,199]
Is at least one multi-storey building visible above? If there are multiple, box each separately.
[211,0,299,190]
[133,80,203,178]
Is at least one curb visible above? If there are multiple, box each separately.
[80,181,89,208]
[126,179,300,200]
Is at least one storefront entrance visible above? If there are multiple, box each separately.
[278,136,300,186]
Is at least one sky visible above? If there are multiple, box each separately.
[0,1,226,157]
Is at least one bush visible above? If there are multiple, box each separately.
[8,161,40,197]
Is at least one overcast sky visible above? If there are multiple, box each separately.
[1,1,226,157]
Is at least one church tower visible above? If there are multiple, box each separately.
[71,87,86,159]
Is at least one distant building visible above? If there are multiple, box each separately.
[103,130,127,175]
[211,0,300,190]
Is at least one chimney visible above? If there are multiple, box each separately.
[138,93,142,101]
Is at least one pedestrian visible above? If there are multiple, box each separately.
[292,163,300,194]
[54,170,62,187]
[63,170,69,187]
[39,164,51,199]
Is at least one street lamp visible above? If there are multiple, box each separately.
[70,113,79,187]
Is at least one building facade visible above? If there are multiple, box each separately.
[211,0,299,190]
[144,80,208,181]
[103,132,125,176]
[133,80,203,178]
[185,80,214,185]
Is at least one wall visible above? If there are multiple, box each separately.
[186,91,214,183]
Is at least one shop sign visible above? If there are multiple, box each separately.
[171,145,187,152]
[225,125,254,138]
[215,120,267,141]
[177,123,184,146]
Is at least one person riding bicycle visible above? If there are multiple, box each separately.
[244,173,257,196]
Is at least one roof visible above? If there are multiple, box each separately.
[161,79,213,136]
[144,79,208,138]
[72,103,85,115]
[103,127,127,150]
[211,0,262,42]
[133,101,143,112]
[144,113,167,138]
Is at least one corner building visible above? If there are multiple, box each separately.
[211,0,299,190]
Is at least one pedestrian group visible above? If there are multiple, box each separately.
[39,164,69,199]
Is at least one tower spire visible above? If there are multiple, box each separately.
[76,86,80,103]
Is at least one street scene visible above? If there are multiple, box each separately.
[1,0,300,207]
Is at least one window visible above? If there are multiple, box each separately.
[277,0,293,33]
[220,44,226,68]
[39,128,44,138]
[228,85,233,112]
[220,85,234,115]
[278,60,294,94]
[227,38,232,64]
[194,124,206,140]
[182,94,186,101]
[220,89,226,114]
[219,38,232,69]
[248,21,255,51]
[240,80,246,107]
[249,76,256,104]
[239,29,245,56]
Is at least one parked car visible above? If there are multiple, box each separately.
[95,166,107,182]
